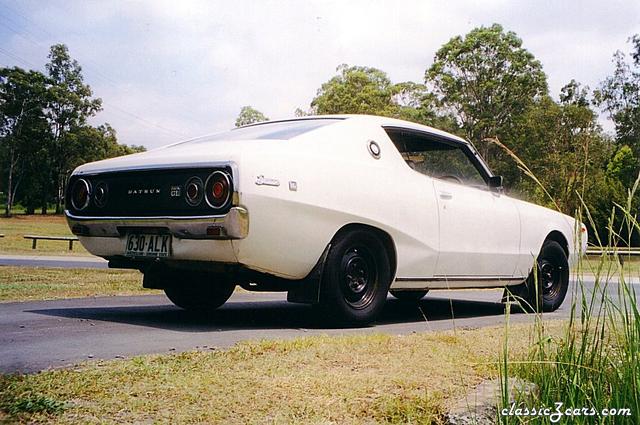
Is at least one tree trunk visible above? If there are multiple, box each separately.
[55,175,63,214]
[4,148,16,217]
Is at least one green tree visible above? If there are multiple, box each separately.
[425,24,548,157]
[595,34,640,158]
[593,35,640,244]
[500,85,621,243]
[309,64,451,129]
[512,95,610,214]
[311,64,405,117]
[235,106,268,127]
[559,79,590,107]
[607,144,638,189]
[45,44,102,213]
[0,67,50,216]
[2,46,147,215]
[67,124,145,167]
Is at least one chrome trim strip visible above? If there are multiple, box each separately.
[66,211,227,221]
[392,275,527,290]
[396,276,526,282]
[65,206,249,240]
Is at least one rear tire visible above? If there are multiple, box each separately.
[162,271,235,312]
[318,229,392,325]
[505,240,569,312]
[390,290,428,301]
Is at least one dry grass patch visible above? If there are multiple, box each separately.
[0,215,89,256]
[0,321,566,424]
[0,267,152,302]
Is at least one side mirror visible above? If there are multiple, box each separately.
[488,175,504,192]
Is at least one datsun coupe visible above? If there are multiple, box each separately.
[65,115,587,324]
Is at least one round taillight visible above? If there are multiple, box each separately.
[212,181,225,198]
[185,177,204,206]
[71,178,91,211]
[205,171,231,209]
[94,181,108,208]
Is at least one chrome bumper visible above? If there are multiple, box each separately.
[65,206,249,240]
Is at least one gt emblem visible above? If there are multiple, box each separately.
[170,186,181,197]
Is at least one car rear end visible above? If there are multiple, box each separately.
[65,163,247,267]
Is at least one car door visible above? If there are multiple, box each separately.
[427,142,521,279]
[432,178,521,278]
[383,127,521,281]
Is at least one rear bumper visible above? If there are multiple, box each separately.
[64,206,249,240]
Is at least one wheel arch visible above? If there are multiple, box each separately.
[287,222,398,305]
[330,223,398,280]
[544,230,569,257]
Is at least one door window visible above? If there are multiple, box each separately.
[385,128,486,188]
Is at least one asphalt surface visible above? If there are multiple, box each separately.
[2,275,635,374]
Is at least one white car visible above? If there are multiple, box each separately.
[65,115,587,324]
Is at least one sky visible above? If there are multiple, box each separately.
[1,0,639,149]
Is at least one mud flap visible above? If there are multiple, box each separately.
[287,244,331,304]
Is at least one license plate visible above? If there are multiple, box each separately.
[125,234,171,258]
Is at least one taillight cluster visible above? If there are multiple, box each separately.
[70,178,109,211]
[71,179,91,211]
[182,171,232,210]
[204,171,231,209]
[68,169,233,213]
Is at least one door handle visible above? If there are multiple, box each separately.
[439,191,453,200]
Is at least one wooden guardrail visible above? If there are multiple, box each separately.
[24,235,79,251]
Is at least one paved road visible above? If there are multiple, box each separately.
[0,254,107,269]
[3,276,634,374]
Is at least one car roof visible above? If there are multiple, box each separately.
[238,114,470,146]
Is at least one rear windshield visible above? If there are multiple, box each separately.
[181,118,343,144]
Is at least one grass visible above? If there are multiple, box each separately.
[0,215,89,256]
[496,166,640,423]
[0,322,565,424]
[500,259,640,424]
[0,266,154,302]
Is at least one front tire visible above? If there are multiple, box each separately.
[163,271,235,312]
[505,240,569,312]
[318,229,392,325]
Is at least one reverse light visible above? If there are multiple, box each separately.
[94,181,109,208]
[185,177,204,206]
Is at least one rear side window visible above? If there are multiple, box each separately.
[385,128,487,187]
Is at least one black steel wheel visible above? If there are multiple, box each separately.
[504,240,569,312]
[340,245,378,309]
[319,229,392,325]
[390,290,428,301]
[162,271,235,312]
